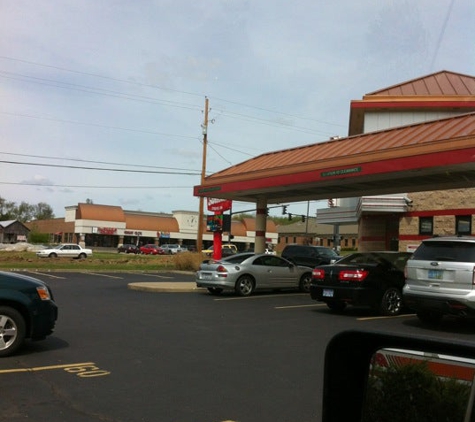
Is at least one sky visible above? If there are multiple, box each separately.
[1,0,474,219]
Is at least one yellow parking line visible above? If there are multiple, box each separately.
[0,362,95,374]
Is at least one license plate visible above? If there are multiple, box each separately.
[428,270,443,280]
[201,273,213,280]
[323,289,334,298]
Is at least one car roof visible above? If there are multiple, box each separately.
[423,236,475,243]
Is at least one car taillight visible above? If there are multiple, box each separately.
[312,268,325,279]
[216,265,228,274]
[339,270,369,282]
[472,266,475,285]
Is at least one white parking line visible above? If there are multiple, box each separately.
[357,313,416,321]
[24,271,66,279]
[214,293,307,301]
[275,303,325,309]
[136,273,174,279]
[85,272,123,279]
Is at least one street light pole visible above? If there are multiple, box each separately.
[197,97,209,252]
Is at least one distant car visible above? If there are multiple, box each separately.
[281,244,340,267]
[403,236,475,324]
[117,244,139,254]
[139,244,165,255]
[196,252,313,296]
[36,243,92,259]
[310,251,412,316]
[161,244,186,254]
[202,244,238,257]
[0,271,58,357]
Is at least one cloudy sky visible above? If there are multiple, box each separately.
[1,0,474,218]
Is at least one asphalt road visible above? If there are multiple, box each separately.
[2,271,475,422]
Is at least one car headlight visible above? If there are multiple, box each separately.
[36,286,52,301]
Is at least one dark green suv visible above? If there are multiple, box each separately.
[0,271,58,357]
[281,244,340,268]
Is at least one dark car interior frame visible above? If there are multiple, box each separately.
[322,329,475,422]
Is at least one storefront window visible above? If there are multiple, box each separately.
[456,215,472,235]
[419,217,433,235]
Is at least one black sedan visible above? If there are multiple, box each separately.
[310,251,411,316]
[118,244,139,254]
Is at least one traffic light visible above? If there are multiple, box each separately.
[266,208,269,216]
[282,205,287,215]
[301,215,306,222]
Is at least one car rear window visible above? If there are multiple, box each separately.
[412,241,475,262]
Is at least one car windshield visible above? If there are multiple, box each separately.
[222,253,254,264]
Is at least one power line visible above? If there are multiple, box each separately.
[0,152,200,173]
[0,181,191,189]
[0,160,202,175]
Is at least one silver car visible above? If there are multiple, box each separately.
[196,253,313,296]
[403,236,475,324]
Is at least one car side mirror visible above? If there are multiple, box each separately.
[322,330,475,422]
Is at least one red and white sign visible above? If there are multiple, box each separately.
[207,197,232,212]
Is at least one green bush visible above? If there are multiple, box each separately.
[362,362,470,422]
[28,232,50,244]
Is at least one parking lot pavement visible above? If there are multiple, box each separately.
[127,281,201,292]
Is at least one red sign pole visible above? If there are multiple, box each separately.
[213,211,223,260]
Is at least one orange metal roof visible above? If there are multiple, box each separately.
[194,112,475,203]
[366,70,475,97]
[125,214,179,232]
[349,71,475,135]
[76,203,125,222]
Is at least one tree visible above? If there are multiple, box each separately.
[33,202,55,220]
[0,196,55,222]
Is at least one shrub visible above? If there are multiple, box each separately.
[173,252,205,271]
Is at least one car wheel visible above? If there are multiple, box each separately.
[207,287,223,295]
[0,306,26,357]
[235,275,255,296]
[379,287,402,316]
[326,301,346,312]
[417,311,443,325]
[78,253,86,259]
[299,273,312,293]
[49,252,57,258]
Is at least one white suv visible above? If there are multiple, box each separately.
[403,236,475,324]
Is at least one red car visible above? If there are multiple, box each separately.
[139,244,165,255]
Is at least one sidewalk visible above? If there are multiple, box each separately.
[128,282,203,293]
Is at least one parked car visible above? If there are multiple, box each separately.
[196,252,313,296]
[403,236,475,325]
[36,243,92,259]
[0,271,58,357]
[117,243,139,254]
[310,251,412,315]
[139,244,165,255]
[202,244,238,257]
[281,244,340,267]
[161,244,186,254]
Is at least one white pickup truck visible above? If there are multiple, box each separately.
[36,243,93,259]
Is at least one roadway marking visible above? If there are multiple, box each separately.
[275,303,325,309]
[0,362,110,378]
[136,273,174,279]
[357,313,416,321]
[214,293,306,301]
[85,272,123,279]
[24,271,66,279]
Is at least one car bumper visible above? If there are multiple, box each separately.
[30,301,58,340]
[195,272,235,290]
[403,290,475,316]
[310,284,377,306]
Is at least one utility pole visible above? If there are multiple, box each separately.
[196,97,209,252]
